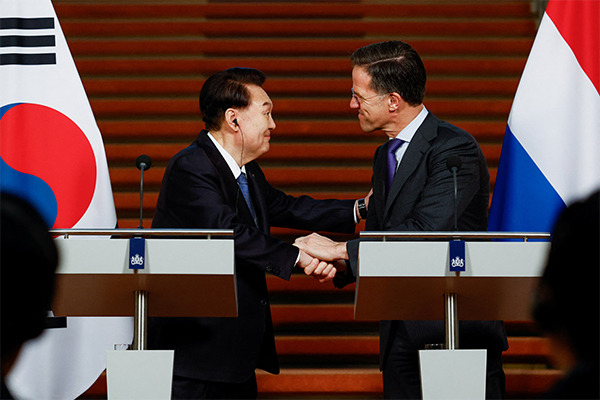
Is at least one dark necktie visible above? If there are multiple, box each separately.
[237,172,257,223]
[386,138,404,193]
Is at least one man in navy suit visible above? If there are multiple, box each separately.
[295,41,507,399]
[150,68,366,399]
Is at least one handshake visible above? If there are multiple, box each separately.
[293,232,350,283]
[293,190,371,283]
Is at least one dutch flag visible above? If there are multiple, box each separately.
[489,0,600,232]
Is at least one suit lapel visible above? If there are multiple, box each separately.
[195,131,255,226]
[245,163,268,232]
[384,114,439,219]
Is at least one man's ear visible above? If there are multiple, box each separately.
[225,109,239,130]
[388,93,403,112]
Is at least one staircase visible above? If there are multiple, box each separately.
[50,1,562,398]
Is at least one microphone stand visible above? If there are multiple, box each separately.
[139,167,145,229]
[445,156,462,350]
[134,154,152,350]
[446,156,462,231]
[136,155,152,229]
[452,167,458,231]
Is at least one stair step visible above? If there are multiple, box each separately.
[74,57,526,76]
[55,3,532,20]
[272,304,355,324]
[276,336,379,356]
[82,77,520,96]
[504,337,551,361]
[270,305,534,328]
[109,166,374,187]
[505,369,564,398]
[79,367,562,399]
[61,19,534,38]
[109,166,497,188]
[114,192,367,215]
[105,142,502,164]
[90,98,512,118]
[106,143,379,163]
[257,368,382,395]
[98,120,508,140]
[274,336,551,362]
[256,368,563,397]
[69,38,533,57]
[117,218,358,232]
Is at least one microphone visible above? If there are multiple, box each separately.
[446,156,462,231]
[135,155,152,229]
[446,156,461,173]
[136,154,152,171]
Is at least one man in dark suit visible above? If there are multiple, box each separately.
[295,41,507,399]
[149,67,364,399]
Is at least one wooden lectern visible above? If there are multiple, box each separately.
[50,229,236,400]
[355,232,550,399]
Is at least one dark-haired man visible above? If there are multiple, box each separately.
[533,190,599,399]
[295,41,507,398]
[150,68,364,399]
[1,193,59,399]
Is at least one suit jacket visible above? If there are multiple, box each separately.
[150,130,356,383]
[336,113,508,369]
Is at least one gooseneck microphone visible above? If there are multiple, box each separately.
[446,156,462,231]
[136,155,152,229]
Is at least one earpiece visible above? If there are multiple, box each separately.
[236,117,244,167]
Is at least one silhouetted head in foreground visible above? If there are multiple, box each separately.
[1,192,59,378]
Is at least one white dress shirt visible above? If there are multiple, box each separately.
[207,131,246,178]
[389,106,429,171]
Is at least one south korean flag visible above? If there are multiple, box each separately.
[1,1,133,399]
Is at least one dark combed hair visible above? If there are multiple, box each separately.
[533,190,599,363]
[199,67,266,132]
[1,192,59,357]
[351,41,426,106]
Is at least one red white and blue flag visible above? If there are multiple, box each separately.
[489,0,600,232]
[1,1,132,398]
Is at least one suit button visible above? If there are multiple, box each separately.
[266,265,273,272]
[260,300,268,306]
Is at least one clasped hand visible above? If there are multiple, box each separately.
[294,233,349,283]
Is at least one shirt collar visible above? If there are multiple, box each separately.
[207,131,247,179]
[392,105,429,142]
